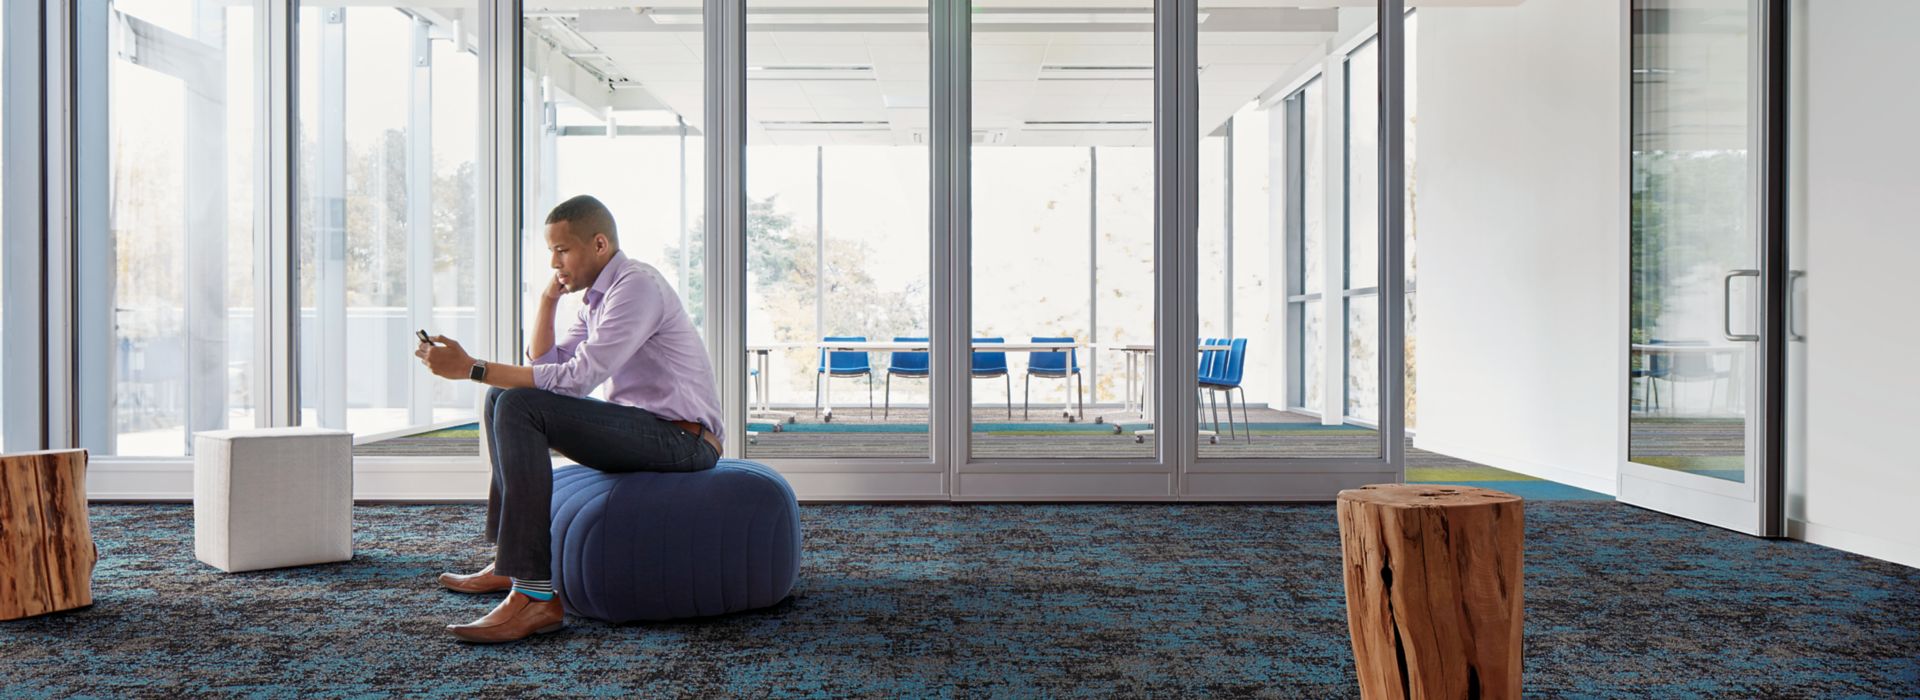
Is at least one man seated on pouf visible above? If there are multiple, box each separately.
[414,194,725,644]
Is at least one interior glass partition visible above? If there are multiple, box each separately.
[741,2,933,461]
[91,0,261,456]
[519,4,707,401]
[1192,5,1392,459]
[1,4,7,446]
[968,0,1155,460]
[296,2,482,447]
[1627,0,1757,483]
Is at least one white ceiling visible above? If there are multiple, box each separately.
[530,5,1339,147]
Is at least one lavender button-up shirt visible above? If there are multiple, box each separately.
[531,251,726,445]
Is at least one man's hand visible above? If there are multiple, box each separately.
[543,272,568,303]
[416,335,476,380]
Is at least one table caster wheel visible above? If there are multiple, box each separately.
[1067,416,1077,423]
[1133,436,1145,444]
[1209,436,1219,444]
[786,416,796,424]
[823,414,834,423]
[771,425,783,433]
[1112,425,1123,435]
[1094,416,1104,424]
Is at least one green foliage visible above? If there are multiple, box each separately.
[1629,149,1749,352]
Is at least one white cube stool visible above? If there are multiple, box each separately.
[194,427,354,573]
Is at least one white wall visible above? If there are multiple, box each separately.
[1410,0,1626,495]
[1787,0,1920,569]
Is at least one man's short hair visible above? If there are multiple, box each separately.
[546,194,619,248]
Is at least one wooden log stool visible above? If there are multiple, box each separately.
[1336,483,1523,699]
[1,450,96,621]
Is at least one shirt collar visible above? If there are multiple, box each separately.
[584,250,628,306]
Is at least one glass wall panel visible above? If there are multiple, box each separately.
[973,1,1152,459]
[521,4,707,415]
[743,3,932,460]
[98,0,260,455]
[1339,31,1383,446]
[1198,5,1387,457]
[1,4,7,447]
[297,2,481,449]
[1628,0,1755,482]
[1405,12,1419,430]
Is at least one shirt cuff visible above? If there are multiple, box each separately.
[530,346,568,366]
[531,363,560,393]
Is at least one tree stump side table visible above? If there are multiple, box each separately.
[1337,483,1523,699]
[1,450,96,621]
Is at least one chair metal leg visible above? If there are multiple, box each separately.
[1004,374,1012,420]
[1222,389,1235,441]
[814,372,822,419]
[884,374,892,420]
[1023,374,1031,421]
[867,373,875,420]
[1236,387,1251,442]
[1209,390,1222,437]
[1076,372,1085,421]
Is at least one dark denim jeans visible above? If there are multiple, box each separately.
[482,387,719,580]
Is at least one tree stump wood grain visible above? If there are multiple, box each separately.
[1,450,96,621]
[1337,483,1523,699]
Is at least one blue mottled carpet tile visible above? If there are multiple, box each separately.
[1,502,1915,698]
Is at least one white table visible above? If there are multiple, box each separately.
[746,344,806,431]
[1629,343,1746,415]
[1091,342,1233,443]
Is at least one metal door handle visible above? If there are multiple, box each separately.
[1724,269,1761,341]
[1787,270,1806,342]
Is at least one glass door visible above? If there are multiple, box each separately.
[1620,0,1782,535]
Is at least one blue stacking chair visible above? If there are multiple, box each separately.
[1199,338,1251,441]
[883,336,930,420]
[972,337,1013,420]
[815,336,873,421]
[1023,336,1084,422]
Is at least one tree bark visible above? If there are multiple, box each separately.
[1337,483,1524,699]
[1,450,96,620]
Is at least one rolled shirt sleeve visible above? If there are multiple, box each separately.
[531,271,671,398]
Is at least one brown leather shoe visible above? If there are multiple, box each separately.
[446,591,565,644]
[438,563,512,594]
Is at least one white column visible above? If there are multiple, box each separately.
[316,8,348,430]
[1320,51,1347,427]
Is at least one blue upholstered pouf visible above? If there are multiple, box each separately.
[549,458,801,623]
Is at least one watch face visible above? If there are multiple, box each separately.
[469,362,486,381]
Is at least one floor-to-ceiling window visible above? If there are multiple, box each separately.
[1289,78,1326,420]
[296,2,481,443]
[741,3,933,461]
[88,0,260,456]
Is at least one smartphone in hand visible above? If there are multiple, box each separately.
[416,329,433,345]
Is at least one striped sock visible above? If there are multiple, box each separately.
[511,578,555,601]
